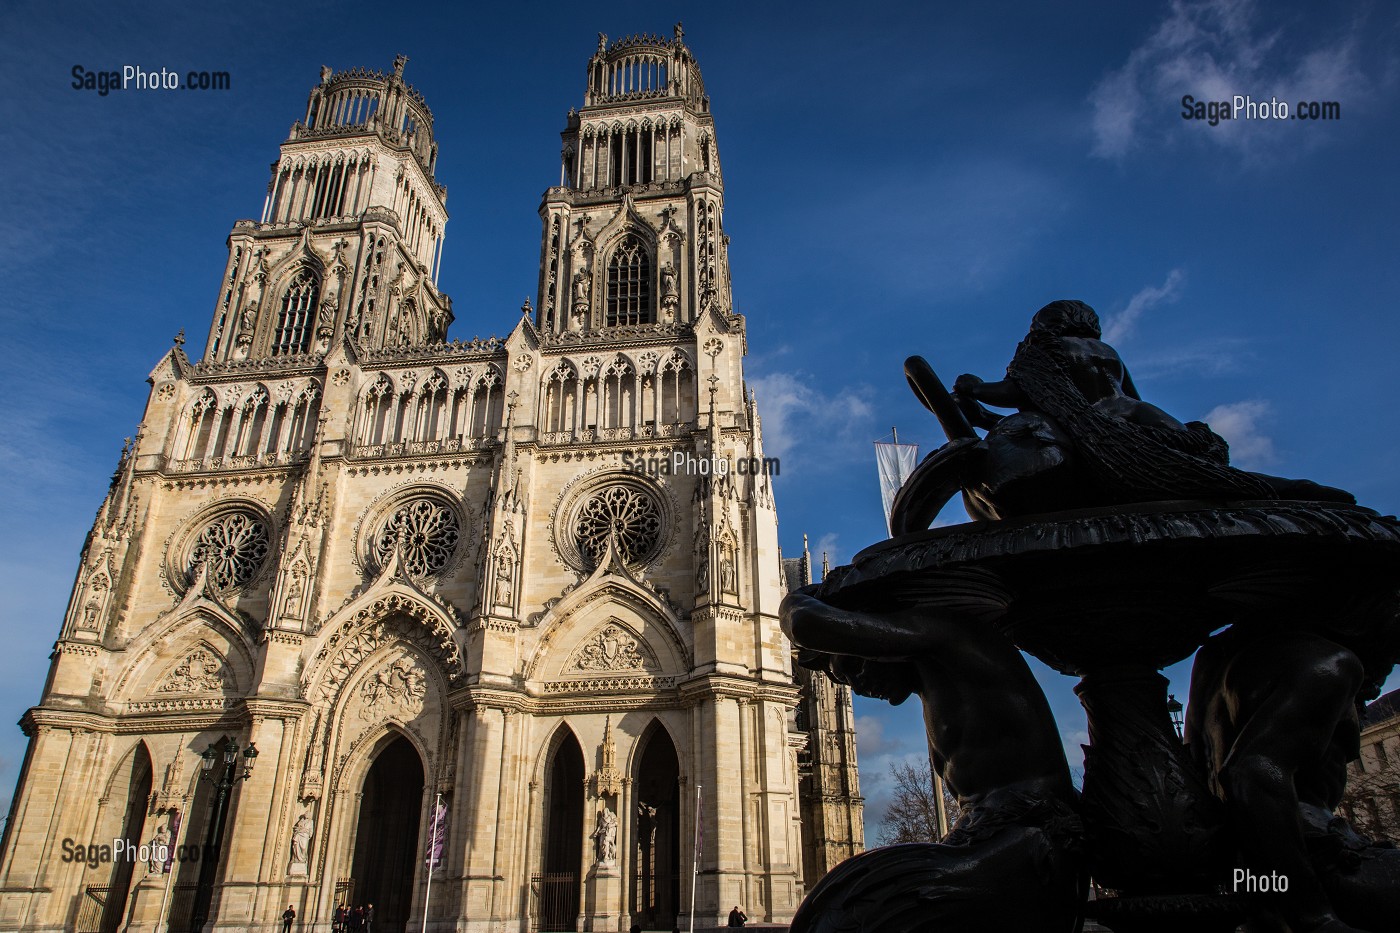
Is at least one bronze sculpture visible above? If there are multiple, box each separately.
[783,300,1400,933]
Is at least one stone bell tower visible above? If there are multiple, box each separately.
[537,24,729,337]
[206,53,452,366]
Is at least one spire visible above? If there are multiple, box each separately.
[94,428,141,538]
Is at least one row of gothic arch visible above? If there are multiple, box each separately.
[176,381,322,464]
[354,366,505,448]
[543,349,695,435]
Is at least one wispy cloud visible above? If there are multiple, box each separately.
[751,372,875,464]
[814,532,842,570]
[1103,269,1185,344]
[1203,399,1276,467]
[1130,338,1254,380]
[1061,728,1090,773]
[1090,0,1387,160]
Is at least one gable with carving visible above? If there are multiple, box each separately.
[561,620,660,677]
[155,644,233,695]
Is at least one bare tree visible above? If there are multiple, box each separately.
[1338,759,1400,844]
[877,760,960,845]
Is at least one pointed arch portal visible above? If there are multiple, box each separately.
[538,730,585,932]
[350,735,424,930]
[631,726,680,929]
[87,744,152,933]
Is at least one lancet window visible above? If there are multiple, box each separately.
[271,270,319,356]
[606,236,652,327]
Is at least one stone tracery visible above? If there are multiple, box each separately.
[189,509,271,590]
[573,483,663,569]
[373,496,461,578]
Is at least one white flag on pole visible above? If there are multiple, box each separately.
[875,441,919,534]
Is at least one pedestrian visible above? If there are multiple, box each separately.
[281,904,295,933]
[333,904,346,933]
[352,905,365,931]
[364,902,374,933]
[728,904,747,927]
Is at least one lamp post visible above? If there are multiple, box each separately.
[188,741,258,933]
[1167,695,1185,740]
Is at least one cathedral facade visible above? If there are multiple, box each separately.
[0,29,860,933]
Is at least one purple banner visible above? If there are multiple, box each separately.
[425,797,447,870]
[163,810,181,874]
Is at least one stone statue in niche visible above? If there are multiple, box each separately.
[660,263,679,323]
[695,555,709,593]
[571,270,591,332]
[783,297,1400,933]
[288,811,313,875]
[638,802,658,846]
[282,574,303,619]
[592,807,618,867]
[239,301,257,334]
[493,550,514,607]
[147,823,171,875]
[80,573,107,629]
[718,542,736,594]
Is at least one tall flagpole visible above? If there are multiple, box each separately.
[422,792,442,933]
[155,807,187,933]
[689,783,701,932]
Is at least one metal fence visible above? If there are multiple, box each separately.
[529,872,579,931]
[74,884,114,933]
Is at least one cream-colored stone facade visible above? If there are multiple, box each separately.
[0,29,860,933]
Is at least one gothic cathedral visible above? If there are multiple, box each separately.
[0,29,861,933]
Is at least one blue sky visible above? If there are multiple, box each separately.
[2,0,1398,845]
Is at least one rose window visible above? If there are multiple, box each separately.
[190,511,270,589]
[375,497,461,578]
[573,484,663,568]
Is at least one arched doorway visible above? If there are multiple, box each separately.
[631,725,680,930]
[83,744,152,933]
[350,735,424,931]
[537,730,584,932]
[171,737,236,933]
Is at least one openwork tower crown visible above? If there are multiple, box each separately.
[585,23,707,110]
[293,54,440,182]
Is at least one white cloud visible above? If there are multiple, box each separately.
[1203,399,1276,468]
[814,532,842,570]
[1061,729,1090,772]
[750,372,874,464]
[1090,0,1381,160]
[1130,338,1253,379]
[1103,269,1185,344]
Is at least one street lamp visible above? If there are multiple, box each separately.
[1166,695,1184,740]
[189,741,258,932]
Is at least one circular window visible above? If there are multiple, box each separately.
[574,485,663,567]
[190,510,271,590]
[554,475,670,572]
[374,496,461,578]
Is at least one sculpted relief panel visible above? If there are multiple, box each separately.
[566,621,660,675]
[357,656,428,721]
[157,645,232,694]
